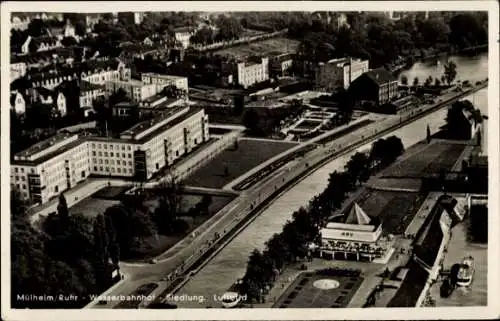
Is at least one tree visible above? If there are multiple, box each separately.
[413,76,419,87]
[443,60,457,85]
[109,88,129,106]
[234,95,245,116]
[153,173,184,234]
[446,100,473,139]
[61,36,78,47]
[345,152,371,186]
[57,193,69,220]
[400,75,408,85]
[243,109,260,134]
[426,124,432,144]
[424,75,433,87]
[434,78,441,87]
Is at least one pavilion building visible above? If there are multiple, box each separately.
[318,203,393,262]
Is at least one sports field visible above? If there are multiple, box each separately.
[382,141,465,178]
[214,37,300,59]
[183,139,297,188]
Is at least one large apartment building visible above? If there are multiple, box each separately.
[105,79,162,102]
[141,73,189,94]
[11,106,209,204]
[315,57,369,91]
[234,56,269,89]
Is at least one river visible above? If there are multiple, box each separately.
[399,52,488,85]
[176,54,489,308]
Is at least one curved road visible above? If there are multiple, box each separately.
[89,83,487,309]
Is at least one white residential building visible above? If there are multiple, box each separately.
[10,91,26,115]
[141,73,189,94]
[10,62,27,81]
[105,79,166,102]
[235,57,269,89]
[315,57,369,91]
[174,27,195,49]
[11,106,209,204]
[11,15,31,31]
[79,81,105,108]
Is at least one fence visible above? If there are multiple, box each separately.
[191,29,288,52]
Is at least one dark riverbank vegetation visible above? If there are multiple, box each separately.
[467,205,488,244]
[238,136,405,303]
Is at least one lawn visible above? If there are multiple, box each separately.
[69,198,120,218]
[214,37,300,59]
[92,186,131,199]
[356,189,426,235]
[382,142,465,177]
[136,193,236,259]
[183,139,297,188]
[273,271,364,308]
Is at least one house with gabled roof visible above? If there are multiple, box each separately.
[349,67,399,105]
[318,202,393,262]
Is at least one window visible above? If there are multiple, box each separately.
[15,168,18,173]
[117,168,121,173]
[22,184,26,189]
[99,166,103,171]
[98,151,102,156]
[94,166,98,171]
[21,168,24,173]
[15,176,19,181]
[128,161,132,165]
[104,145,107,150]
[104,152,108,157]
[128,154,131,158]
[127,146,131,151]
[92,151,96,156]
[105,160,109,164]
[117,160,121,165]
[122,146,125,150]
[122,153,126,158]
[99,159,103,164]
[110,152,114,157]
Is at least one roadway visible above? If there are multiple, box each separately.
[88,82,487,308]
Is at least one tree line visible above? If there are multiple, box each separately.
[238,136,405,303]
[291,12,487,69]
[11,191,117,308]
[11,175,213,308]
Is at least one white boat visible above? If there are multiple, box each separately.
[456,256,475,287]
[220,291,241,308]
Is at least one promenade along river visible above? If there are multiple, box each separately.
[176,55,489,309]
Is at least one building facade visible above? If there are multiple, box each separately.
[234,57,269,89]
[11,107,209,204]
[141,73,189,94]
[318,203,392,262]
[269,53,294,77]
[105,79,164,102]
[348,68,399,105]
[315,57,369,91]
[79,81,105,108]
[10,62,27,81]
[10,91,26,115]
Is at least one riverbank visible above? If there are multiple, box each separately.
[428,217,488,307]
[391,44,488,73]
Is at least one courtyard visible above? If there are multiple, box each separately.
[183,139,297,188]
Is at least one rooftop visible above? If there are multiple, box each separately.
[142,73,186,81]
[14,132,76,160]
[120,105,188,138]
[363,68,398,85]
[107,78,146,87]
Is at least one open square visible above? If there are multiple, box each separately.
[273,270,364,308]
